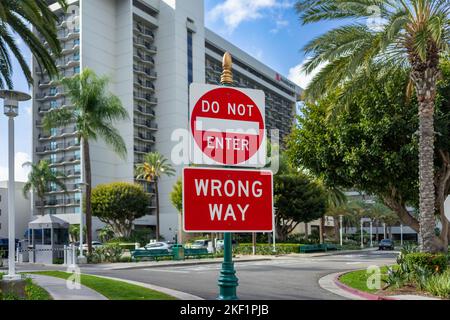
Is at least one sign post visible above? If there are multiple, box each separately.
[185,52,272,300]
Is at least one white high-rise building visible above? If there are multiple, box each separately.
[32,0,301,241]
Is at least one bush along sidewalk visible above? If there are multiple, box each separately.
[338,246,450,299]
[0,273,51,300]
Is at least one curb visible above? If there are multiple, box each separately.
[333,273,396,300]
[89,274,204,300]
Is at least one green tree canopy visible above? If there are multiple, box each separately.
[287,60,450,250]
[91,182,150,238]
[274,173,327,241]
[170,178,182,214]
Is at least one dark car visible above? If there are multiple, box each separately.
[378,239,395,250]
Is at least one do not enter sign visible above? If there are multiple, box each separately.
[189,83,266,167]
[183,167,273,232]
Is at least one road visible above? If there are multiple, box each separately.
[14,250,397,300]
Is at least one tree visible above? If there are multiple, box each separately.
[170,178,182,213]
[274,174,327,241]
[22,160,66,216]
[287,62,450,251]
[296,0,450,252]
[91,182,149,238]
[0,0,67,88]
[43,68,129,254]
[135,152,175,241]
[69,224,86,243]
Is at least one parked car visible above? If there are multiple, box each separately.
[216,239,237,251]
[191,239,211,250]
[378,239,395,250]
[0,238,19,253]
[143,241,172,252]
[82,241,103,250]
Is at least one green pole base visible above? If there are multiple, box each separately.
[217,261,239,300]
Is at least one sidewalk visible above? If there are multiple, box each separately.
[28,274,108,300]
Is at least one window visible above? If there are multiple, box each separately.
[50,87,58,95]
[50,100,58,109]
[73,39,80,46]
[73,53,80,61]
[74,66,80,74]
[187,30,193,86]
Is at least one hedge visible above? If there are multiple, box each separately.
[404,252,448,274]
[233,244,302,255]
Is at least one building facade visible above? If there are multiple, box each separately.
[0,182,32,240]
[32,0,301,241]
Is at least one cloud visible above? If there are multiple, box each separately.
[208,0,293,33]
[287,59,327,90]
[270,18,289,34]
[0,152,31,183]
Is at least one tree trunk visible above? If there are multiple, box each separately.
[83,139,93,255]
[410,47,440,252]
[304,222,308,239]
[155,180,160,241]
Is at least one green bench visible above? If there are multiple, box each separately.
[299,243,339,253]
[184,248,213,259]
[131,248,172,261]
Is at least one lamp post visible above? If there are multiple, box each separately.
[360,219,364,249]
[400,224,403,247]
[339,215,343,247]
[217,52,238,300]
[0,90,31,281]
[369,220,373,247]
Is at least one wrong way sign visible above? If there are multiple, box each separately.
[183,167,273,232]
[189,83,266,167]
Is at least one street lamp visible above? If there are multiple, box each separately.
[0,90,31,281]
[369,220,373,247]
[360,219,364,249]
[339,215,343,247]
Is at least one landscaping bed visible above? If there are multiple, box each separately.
[0,273,52,300]
[337,249,450,299]
[29,271,176,300]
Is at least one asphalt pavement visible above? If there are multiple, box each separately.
[14,250,397,300]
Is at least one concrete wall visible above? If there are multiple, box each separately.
[0,182,32,239]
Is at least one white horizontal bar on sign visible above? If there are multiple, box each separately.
[195,117,259,135]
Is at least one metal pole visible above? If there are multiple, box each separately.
[370,221,373,247]
[5,116,20,281]
[217,52,238,300]
[400,224,403,246]
[78,138,85,262]
[339,215,343,247]
[360,220,364,249]
[383,223,386,239]
[272,207,276,253]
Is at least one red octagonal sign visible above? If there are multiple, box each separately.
[189,83,266,167]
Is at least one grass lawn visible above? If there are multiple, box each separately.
[29,271,176,300]
[339,266,391,294]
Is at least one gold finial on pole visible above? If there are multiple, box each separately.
[221,52,233,85]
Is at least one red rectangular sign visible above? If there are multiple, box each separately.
[183,167,273,232]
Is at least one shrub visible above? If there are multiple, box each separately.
[424,270,450,299]
[404,253,448,274]
[88,243,124,263]
[233,243,301,255]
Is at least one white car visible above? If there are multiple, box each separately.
[82,241,103,250]
[143,241,172,252]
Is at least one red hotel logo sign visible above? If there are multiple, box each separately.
[183,167,273,232]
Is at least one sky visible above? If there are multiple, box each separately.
[0,0,339,182]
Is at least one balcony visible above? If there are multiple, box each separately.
[134,145,153,154]
[134,105,155,117]
[133,38,157,53]
[134,132,156,143]
[57,28,80,41]
[134,118,158,130]
[35,198,80,207]
[49,156,81,166]
[133,65,157,78]
[134,51,155,65]
[134,78,155,91]
[134,23,155,40]
[134,92,157,104]
[38,127,78,141]
[35,91,65,102]
[36,141,80,154]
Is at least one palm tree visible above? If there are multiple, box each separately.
[43,68,129,254]
[22,160,66,216]
[0,0,67,88]
[296,0,450,252]
[136,152,175,241]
